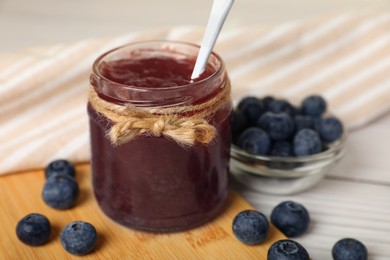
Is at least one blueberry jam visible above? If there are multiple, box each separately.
[88,42,231,232]
[99,56,213,88]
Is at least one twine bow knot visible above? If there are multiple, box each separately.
[88,83,230,146]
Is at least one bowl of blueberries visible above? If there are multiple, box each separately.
[230,95,347,195]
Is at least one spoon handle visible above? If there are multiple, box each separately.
[191,0,234,80]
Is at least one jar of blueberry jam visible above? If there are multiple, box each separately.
[87,41,232,232]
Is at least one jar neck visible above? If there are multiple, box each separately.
[90,41,228,107]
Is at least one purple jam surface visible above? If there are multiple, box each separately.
[99,57,214,88]
[89,56,231,231]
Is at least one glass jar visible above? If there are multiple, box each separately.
[87,41,232,232]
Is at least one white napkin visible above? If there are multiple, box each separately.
[1,11,389,175]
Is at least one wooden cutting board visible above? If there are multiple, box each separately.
[0,163,285,259]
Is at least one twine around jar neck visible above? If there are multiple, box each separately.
[88,82,231,146]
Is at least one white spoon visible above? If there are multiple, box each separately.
[191,0,234,80]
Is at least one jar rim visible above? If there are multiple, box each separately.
[90,40,228,106]
[91,40,225,92]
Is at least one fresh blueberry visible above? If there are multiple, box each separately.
[232,210,269,245]
[332,238,368,260]
[238,96,259,110]
[61,221,97,255]
[238,127,271,156]
[42,174,79,209]
[268,239,310,260]
[232,109,248,144]
[238,96,265,126]
[257,112,295,141]
[45,159,76,179]
[270,141,293,157]
[300,95,327,117]
[16,213,51,246]
[267,141,297,169]
[268,99,297,116]
[294,115,314,132]
[316,117,343,143]
[271,201,310,237]
[293,128,322,156]
[262,96,275,110]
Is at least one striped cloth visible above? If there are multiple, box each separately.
[1,11,389,175]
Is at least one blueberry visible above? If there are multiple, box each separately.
[316,117,343,143]
[238,127,271,156]
[268,239,310,260]
[45,159,76,179]
[232,109,248,144]
[232,210,269,245]
[237,96,259,110]
[257,112,295,141]
[271,201,310,237]
[332,238,368,260]
[42,174,79,209]
[262,96,275,110]
[16,213,51,246]
[237,96,265,126]
[270,141,293,157]
[293,128,322,156]
[300,95,327,117]
[61,221,97,255]
[294,115,314,132]
[268,99,297,116]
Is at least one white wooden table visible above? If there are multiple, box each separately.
[1,0,388,52]
[1,0,390,259]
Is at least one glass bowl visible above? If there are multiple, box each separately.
[230,131,347,195]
